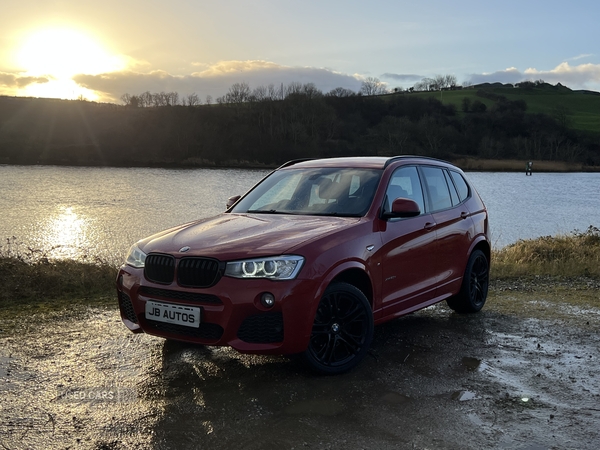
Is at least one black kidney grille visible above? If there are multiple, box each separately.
[144,254,175,284]
[177,257,221,288]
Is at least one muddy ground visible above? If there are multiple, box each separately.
[1,280,599,450]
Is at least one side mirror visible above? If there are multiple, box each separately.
[226,195,241,209]
[383,198,421,219]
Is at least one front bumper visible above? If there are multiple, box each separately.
[116,267,319,355]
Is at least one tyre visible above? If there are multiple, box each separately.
[303,282,374,375]
[447,249,489,313]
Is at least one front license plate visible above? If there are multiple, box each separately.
[145,301,201,328]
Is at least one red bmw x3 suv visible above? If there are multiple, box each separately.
[117,156,490,374]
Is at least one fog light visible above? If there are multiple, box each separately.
[260,292,275,308]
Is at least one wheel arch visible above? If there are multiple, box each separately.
[471,237,491,266]
[330,268,374,308]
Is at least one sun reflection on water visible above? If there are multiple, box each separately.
[39,207,92,260]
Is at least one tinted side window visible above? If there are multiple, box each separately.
[384,166,425,214]
[444,170,460,206]
[449,170,470,201]
[421,166,452,212]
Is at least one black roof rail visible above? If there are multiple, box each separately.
[276,158,314,169]
[383,155,451,168]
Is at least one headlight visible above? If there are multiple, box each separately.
[225,255,304,280]
[125,244,147,268]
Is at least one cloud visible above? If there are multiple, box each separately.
[466,67,524,85]
[524,62,600,87]
[0,72,49,88]
[380,73,424,83]
[465,63,600,90]
[569,54,594,61]
[73,61,364,103]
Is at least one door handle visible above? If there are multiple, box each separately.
[460,212,469,219]
[424,222,436,231]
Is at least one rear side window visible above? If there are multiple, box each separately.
[421,166,453,212]
[443,170,460,206]
[449,170,470,201]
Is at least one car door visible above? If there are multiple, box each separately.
[378,166,438,317]
[420,166,473,294]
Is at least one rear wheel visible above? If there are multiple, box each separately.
[447,249,489,313]
[303,282,374,375]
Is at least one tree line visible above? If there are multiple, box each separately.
[0,80,598,167]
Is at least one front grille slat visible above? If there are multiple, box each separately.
[144,254,175,284]
[178,257,221,288]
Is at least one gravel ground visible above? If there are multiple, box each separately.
[1,280,599,449]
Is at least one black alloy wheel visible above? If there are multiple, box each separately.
[447,249,489,313]
[303,282,374,375]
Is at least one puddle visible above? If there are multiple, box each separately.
[2,290,600,449]
[462,356,482,371]
[452,390,478,401]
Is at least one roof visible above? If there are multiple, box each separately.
[280,155,453,170]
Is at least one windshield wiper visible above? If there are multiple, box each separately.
[246,209,304,215]
[246,209,284,214]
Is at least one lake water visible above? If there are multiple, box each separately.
[1,165,599,264]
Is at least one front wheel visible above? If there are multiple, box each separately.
[447,249,489,314]
[303,282,374,375]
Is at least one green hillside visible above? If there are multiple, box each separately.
[1,81,599,168]
[404,83,600,134]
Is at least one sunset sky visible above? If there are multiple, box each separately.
[1,0,599,103]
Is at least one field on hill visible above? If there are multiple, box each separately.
[407,84,600,134]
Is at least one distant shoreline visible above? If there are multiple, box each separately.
[452,158,600,172]
[1,158,600,173]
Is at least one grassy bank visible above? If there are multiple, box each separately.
[492,226,600,279]
[1,227,599,309]
[0,257,117,308]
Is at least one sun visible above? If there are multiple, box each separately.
[15,28,125,100]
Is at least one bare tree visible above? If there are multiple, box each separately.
[301,83,322,99]
[166,92,179,106]
[285,82,304,97]
[185,93,201,106]
[251,85,268,102]
[139,91,153,107]
[413,78,433,92]
[120,93,132,106]
[226,82,251,103]
[360,77,388,96]
[327,87,355,97]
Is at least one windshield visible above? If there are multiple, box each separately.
[231,167,382,217]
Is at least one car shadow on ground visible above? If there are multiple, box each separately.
[142,306,565,450]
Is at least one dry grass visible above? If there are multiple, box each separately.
[1,227,599,311]
[0,257,117,308]
[491,226,600,279]
[0,237,117,308]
